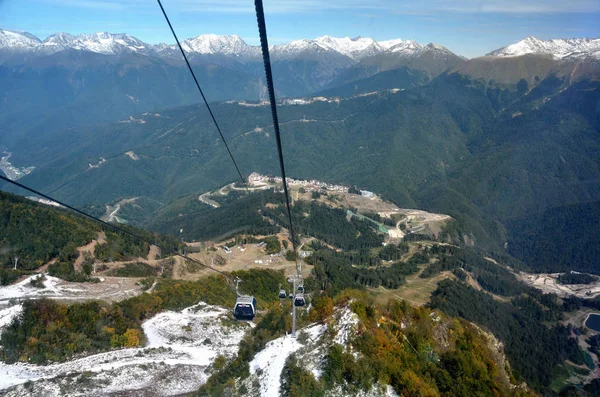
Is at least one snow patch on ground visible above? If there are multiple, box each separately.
[0,304,22,329]
[1,275,142,305]
[250,323,326,397]
[117,116,146,124]
[125,151,140,160]
[333,306,359,346]
[0,302,249,396]
[326,384,400,397]
[0,275,63,301]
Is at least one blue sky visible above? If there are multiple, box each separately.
[1,0,599,58]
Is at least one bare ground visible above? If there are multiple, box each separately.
[73,232,106,272]
[518,272,600,299]
[178,243,311,281]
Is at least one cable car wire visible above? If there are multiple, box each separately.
[156,0,249,193]
[253,0,299,267]
[0,174,233,279]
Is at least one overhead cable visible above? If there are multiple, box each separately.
[253,0,299,268]
[156,0,249,192]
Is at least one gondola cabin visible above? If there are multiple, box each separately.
[279,289,287,299]
[294,293,306,307]
[233,295,257,320]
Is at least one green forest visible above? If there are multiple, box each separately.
[6,71,598,275]
[305,244,421,293]
[146,190,281,241]
[0,190,181,284]
[507,201,600,274]
[263,200,384,250]
[430,280,587,391]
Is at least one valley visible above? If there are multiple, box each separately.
[5,68,598,278]
[0,18,599,396]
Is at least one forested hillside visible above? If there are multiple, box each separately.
[0,185,596,394]
[3,64,599,272]
[506,201,600,274]
[0,191,97,284]
[0,190,180,284]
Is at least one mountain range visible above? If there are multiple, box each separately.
[3,29,600,61]
[4,68,598,272]
[487,36,600,59]
[1,29,598,150]
[0,29,450,60]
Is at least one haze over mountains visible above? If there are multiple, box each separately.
[1,28,598,148]
[1,27,599,274]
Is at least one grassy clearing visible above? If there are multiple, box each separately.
[371,267,455,306]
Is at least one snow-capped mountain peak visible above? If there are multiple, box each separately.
[178,34,256,57]
[313,35,383,60]
[387,40,424,56]
[0,28,41,50]
[37,32,154,55]
[379,38,405,50]
[487,36,600,59]
[42,32,77,47]
[0,29,452,61]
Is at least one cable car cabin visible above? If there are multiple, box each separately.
[294,293,306,307]
[233,295,257,321]
[279,289,287,299]
[288,293,294,299]
[297,285,304,293]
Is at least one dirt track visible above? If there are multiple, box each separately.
[73,231,106,272]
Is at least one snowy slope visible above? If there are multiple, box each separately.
[178,34,259,58]
[41,32,154,55]
[0,30,153,55]
[0,275,68,301]
[387,40,424,56]
[249,324,326,397]
[0,304,22,329]
[313,36,384,60]
[0,302,250,396]
[487,36,600,59]
[0,29,41,50]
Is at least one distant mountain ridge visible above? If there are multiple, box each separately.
[487,36,600,60]
[0,29,453,61]
[3,29,600,61]
[1,28,599,162]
